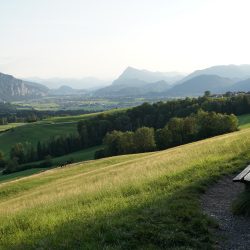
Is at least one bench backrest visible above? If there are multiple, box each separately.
[233,165,250,182]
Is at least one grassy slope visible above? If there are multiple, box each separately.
[0,123,26,132]
[0,128,250,249]
[0,122,77,156]
[238,114,250,129]
[0,108,124,156]
[0,146,101,184]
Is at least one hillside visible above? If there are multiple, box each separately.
[0,72,49,101]
[0,128,249,249]
[0,122,77,156]
[180,64,250,83]
[165,74,234,96]
[49,85,87,96]
[0,108,124,157]
[230,78,250,92]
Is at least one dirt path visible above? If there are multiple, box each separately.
[201,176,250,249]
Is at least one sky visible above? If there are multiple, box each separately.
[1,0,250,79]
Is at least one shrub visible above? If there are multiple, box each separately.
[3,158,20,174]
[39,155,53,168]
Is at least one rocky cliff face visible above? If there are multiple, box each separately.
[0,73,49,101]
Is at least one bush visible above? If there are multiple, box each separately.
[95,149,106,159]
[2,158,20,174]
[0,151,6,169]
[39,155,53,168]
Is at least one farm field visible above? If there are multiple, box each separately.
[0,128,250,249]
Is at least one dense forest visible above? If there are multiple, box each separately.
[2,93,250,174]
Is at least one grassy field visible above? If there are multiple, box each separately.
[0,108,124,156]
[238,114,250,129]
[0,123,26,132]
[0,146,101,184]
[0,122,77,156]
[0,128,250,249]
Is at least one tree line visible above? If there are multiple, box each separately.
[77,93,250,149]
[95,110,238,158]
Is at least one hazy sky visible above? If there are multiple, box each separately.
[1,0,250,79]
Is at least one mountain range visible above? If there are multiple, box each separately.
[0,73,49,102]
[1,64,250,101]
[94,67,184,97]
[94,65,250,97]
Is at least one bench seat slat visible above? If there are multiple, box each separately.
[243,172,250,182]
[233,165,250,182]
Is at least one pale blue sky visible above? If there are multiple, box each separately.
[1,0,250,78]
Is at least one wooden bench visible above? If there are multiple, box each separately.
[233,165,250,190]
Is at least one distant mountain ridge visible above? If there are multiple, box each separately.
[94,67,183,97]
[2,64,250,101]
[229,78,250,92]
[25,77,111,90]
[164,75,235,97]
[117,66,184,83]
[0,72,49,102]
[95,65,250,98]
[180,64,250,83]
[49,85,87,96]
[95,80,170,97]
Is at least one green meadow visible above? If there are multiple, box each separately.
[0,146,101,184]
[0,108,124,156]
[0,122,77,156]
[0,123,26,132]
[238,114,250,129]
[0,128,250,249]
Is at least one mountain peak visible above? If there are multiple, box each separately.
[117,67,183,83]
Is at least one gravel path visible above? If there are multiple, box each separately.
[201,176,250,250]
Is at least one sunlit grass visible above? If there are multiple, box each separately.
[238,114,250,129]
[0,122,77,156]
[0,123,26,132]
[0,128,250,249]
